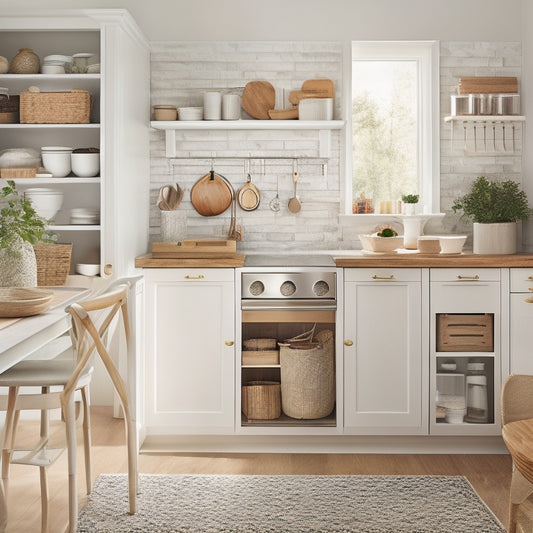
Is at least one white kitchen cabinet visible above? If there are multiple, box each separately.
[509,268,533,374]
[430,268,501,436]
[143,268,235,434]
[0,9,150,277]
[343,268,428,435]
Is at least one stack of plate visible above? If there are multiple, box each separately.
[24,188,64,221]
[178,107,203,121]
[70,207,100,225]
[42,54,73,74]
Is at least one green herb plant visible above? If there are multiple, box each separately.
[0,180,55,254]
[452,176,532,224]
[376,225,398,238]
[401,194,419,204]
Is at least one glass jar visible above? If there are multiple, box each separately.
[464,361,488,423]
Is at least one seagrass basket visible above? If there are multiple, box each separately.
[20,89,91,124]
[241,381,281,420]
[279,329,335,420]
[0,94,19,124]
[33,243,72,286]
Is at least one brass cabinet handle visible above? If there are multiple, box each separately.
[103,263,113,276]
[528,287,533,292]
[225,340,234,346]
[525,297,533,304]
[372,275,395,281]
[528,276,533,280]
[184,274,205,280]
[456,275,479,281]
[344,339,354,346]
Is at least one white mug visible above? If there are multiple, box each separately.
[222,94,241,120]
[203,92,222,120]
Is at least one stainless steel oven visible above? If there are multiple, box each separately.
[239,268,338,428]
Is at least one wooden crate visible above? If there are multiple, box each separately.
[242,350,279,366]
[241,381,281,420]
[458,76,518,94]
[437,314,493,352]
[152,239,237,258]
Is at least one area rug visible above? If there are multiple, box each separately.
[77,474,505,532]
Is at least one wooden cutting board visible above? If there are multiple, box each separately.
[459,77,518,94]
[241,81,276,119]
[288,78,335,105]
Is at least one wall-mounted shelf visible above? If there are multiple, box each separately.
[150,119,345,158]
[444,115,525,156]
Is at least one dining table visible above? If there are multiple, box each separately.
[0,285,91,533]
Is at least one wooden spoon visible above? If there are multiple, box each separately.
[288,171,301,213]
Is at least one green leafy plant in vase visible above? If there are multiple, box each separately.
[0,180,55,286]
[401,194,419,215]
[452,176,532,254]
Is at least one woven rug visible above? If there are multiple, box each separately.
[77,474,505,532]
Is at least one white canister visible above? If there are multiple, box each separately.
[160,210,187,242]
[222,94,241,120]
[203,92,222,120]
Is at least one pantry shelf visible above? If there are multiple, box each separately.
[150,119,345,158]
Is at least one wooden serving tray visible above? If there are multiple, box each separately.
[152,239,237,258]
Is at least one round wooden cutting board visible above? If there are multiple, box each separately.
[241,81,276,119]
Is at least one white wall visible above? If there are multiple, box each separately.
[0,0,524,42]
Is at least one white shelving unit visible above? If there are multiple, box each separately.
[444,115,525,156]
[150,119,345,158]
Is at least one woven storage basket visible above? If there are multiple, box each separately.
[280,329,335,420]
[0,167,37,179]
[33,243,72,286]
[0,94,19,124]
[242,338,277,350]
[242,381,281,420]
[242,350,279,365]
[20,89,91,124]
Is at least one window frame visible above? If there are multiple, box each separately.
[343,40,440,217]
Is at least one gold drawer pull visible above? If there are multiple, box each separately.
[528,276,533,281]
[344,339,354,346]
[528,287,533,292]
[525,297,533,304]
[372,275,396,281]
[184,274,205,280]
[225,340,234,346]
[456,275,479,281]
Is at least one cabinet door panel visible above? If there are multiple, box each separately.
[510,293,533,374]
[344,279,424,433]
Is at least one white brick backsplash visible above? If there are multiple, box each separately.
[149,40,521,251]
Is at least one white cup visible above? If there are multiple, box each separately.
[203,92,222,120]
[222,94,241,120]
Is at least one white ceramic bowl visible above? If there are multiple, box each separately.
[359,234,404,253]
[75,263,100,276]
[71,153,100,177]
[445,407,466,424]
[41,64,65,75]
[42,150,72,177]
[24,188,63,220]
[439,235,467,255]
[178,107,203,120]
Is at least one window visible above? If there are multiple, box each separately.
[348,41,439,215]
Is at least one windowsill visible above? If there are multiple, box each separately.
[339,213,445,226]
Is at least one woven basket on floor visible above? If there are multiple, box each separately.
[20,89,91,124]
[280,329,335,420]
[33,243,72,286]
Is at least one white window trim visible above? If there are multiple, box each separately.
[341,40,440,222]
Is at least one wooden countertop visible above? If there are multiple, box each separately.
[135,253,246,268]
[334,253,533,268]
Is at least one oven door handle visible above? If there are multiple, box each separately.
[241,299,337,311]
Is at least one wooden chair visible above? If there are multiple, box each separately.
[0,281,138,533]
[501,374,533,533]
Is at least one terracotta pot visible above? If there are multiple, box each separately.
[10,48,40,74]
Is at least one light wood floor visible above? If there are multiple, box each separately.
[4,406,516,532]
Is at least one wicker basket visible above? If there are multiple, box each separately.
[0,167,37,179]
[242,338,277,350]
[0,94,20,124]
[241,381,281,420]
[280,329,335,420]
[20,89,91,124]
[33,243,72,286]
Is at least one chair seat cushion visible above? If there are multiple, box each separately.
[0,359,93,387]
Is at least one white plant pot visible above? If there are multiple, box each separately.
[402,203,417,216]
[473,222,517,255]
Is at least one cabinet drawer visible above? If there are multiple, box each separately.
[430,268,500,283]
[510,268,533,292]
[344,268,421,283]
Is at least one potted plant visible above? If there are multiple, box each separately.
[0,180,55,286]
[401,194,419,215]
[452,176,532,254]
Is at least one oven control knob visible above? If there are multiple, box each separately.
[248,280,265,296]
[280,280,296,296]
[313,280,330,297]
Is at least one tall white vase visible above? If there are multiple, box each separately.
[473,222,517,254]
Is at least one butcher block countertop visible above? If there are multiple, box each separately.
[334,252,533,268]
[135,253,246,268]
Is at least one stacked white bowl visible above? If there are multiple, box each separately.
[71,152,100,177]
[41,146,73,177]
[70,207,100,225]
[42,55,73,74]
[178,107,203,120]
[24,188,64,221]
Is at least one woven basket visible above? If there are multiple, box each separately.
[242,338,277,350]
[242,381,281,420]
[20,89,91,124]
[280,329,335,420]
[0,94,19,124]
[33,243,72,286]
[0,167,37,179]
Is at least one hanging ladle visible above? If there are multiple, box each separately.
[288,166,301,214]
[269,177,280,212]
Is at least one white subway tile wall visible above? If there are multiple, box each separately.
[150,40,522,251]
